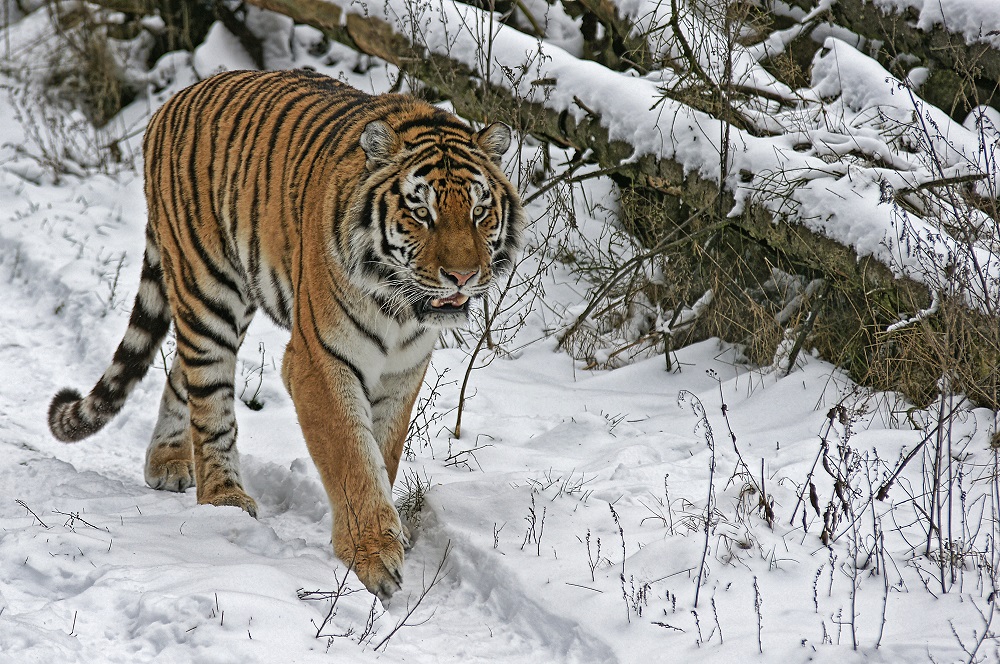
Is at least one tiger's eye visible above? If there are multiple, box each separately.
[473,205,485,218]
[414,207,429,219]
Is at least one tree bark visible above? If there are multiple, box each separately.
[786,0,999,118]
[558,0,654,73]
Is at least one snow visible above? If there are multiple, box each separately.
[873,0,1000,48]
[1,5,999,664]
[194,23,260,79]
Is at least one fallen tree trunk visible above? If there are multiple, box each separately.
[786,0,999,118]
[558,0,655,73]
[241,0,1000,408]
[244,0,919,295]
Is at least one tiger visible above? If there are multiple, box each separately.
[47,68,526,599]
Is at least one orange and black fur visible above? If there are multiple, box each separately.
[48,69,526,598]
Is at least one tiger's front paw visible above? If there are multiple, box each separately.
[335,510,408,600]
[355,532,405,601]
[203,489,259,518]
[145,447,195,493]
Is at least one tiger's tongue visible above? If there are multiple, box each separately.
[431,294,470,308]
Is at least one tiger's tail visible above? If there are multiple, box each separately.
[48,230,172,442]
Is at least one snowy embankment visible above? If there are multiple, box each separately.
[1,4,999,664]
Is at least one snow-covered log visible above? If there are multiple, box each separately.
[237,0,1000,405]
[786,0,1000,119]
[557,0,655,72]
[243,0,927,296]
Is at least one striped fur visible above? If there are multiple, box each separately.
[48,69,526,599]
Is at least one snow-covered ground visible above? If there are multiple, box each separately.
[1,4,999,663]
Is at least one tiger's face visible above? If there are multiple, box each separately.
[348,120,526,328]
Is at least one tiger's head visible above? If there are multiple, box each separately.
[346,116,526,328]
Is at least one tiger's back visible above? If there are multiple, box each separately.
[49,69,526,599]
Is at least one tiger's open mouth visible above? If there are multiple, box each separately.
[425,293,470,314]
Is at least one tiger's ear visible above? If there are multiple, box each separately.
[474,122,512,164]
[360,121,401,169]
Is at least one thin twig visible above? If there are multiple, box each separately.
[667,0,753,132]
[374,541,452,651]
[53,509,106,531]
[875,415,952,501]
[896,172,987,196]
[15,500,49,528]
[557,216,725,349]
[522,163,625,207]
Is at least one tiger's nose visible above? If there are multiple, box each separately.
[441,268,479,287]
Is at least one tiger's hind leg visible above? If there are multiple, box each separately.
[144,353,195,492]
[174,303,259,517]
